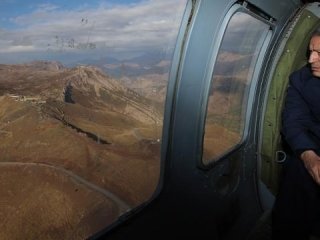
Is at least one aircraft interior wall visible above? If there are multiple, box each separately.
[260,2,320,197]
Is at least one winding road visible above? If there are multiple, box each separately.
[0,161,131,215]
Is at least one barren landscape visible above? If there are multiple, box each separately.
[202,51,252,162]
[0,49,251,238]
[0,61,163,239]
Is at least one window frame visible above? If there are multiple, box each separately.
[199,4,273,168]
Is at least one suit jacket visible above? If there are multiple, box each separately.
[282,65,320,154]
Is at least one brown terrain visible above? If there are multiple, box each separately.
[121,72,168,104]
[202,51,252,162]
[0,61,163,239]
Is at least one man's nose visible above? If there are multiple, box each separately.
[309,51,319,63]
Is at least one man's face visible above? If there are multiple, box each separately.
[309,36,320,77]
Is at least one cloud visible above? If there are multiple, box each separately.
[1,45,35,53]
[0,0,187,60]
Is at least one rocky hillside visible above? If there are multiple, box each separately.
[0,62,162,125]
[0,61,162,207]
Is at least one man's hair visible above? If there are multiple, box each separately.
[311,27,320,38]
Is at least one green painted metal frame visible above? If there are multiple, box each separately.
[261,7,320,194]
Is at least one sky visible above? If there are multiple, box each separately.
[0,0,187,64]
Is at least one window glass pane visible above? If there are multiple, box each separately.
[202,11,269,165]
[0,0,187,239]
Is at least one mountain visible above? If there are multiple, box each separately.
[0,62,162,125]
[0,61,163,238]
[68,56,121,68]
[26,60,65,71]
[70,51,172,79]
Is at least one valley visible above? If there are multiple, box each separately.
[0,61,163,239]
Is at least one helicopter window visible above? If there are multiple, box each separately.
[0,0,187,239]
[202,11,269,165]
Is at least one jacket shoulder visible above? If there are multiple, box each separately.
[289,65,312,89]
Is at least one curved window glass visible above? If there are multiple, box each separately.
[0,0,187,239]
[202,11,269,165]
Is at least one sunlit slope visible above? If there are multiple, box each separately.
[0,165,119,240]
[0,62,162,206]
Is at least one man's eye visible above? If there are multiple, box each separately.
[308,50,320,56]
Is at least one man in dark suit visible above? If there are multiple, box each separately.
[272,28,320,240]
